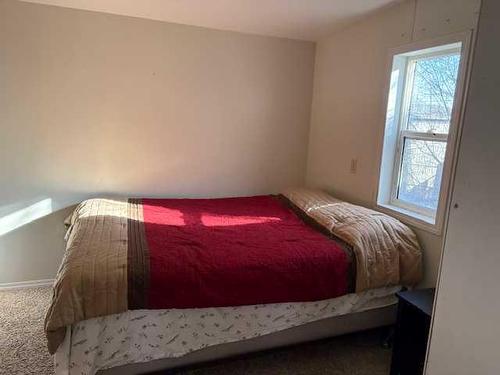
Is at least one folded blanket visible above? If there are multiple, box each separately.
[283,188,422,292]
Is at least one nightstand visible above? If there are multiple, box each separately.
[390,288,435,375]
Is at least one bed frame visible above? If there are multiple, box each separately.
[99,305,396,374]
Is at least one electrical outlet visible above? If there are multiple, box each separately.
[350,158,358,174]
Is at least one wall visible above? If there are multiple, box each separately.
[306,0,480,287]
[426,1,500,373]
[0,0,315,283]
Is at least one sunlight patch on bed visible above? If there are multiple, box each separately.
[201,214,281,227]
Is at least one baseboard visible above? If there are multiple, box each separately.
[0,278,54,291]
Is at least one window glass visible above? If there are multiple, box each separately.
[398,138,447,210]
[406,53,460,134]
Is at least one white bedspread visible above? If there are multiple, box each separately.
[55,286,400,375]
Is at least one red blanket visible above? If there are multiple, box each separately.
[142,195,352,309]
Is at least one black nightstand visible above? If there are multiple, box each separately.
[390,288,435,375]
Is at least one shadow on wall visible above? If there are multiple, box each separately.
[0,199,75,284]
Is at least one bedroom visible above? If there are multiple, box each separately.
[0,0,498,374]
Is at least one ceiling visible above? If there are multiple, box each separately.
[21,0,400,41]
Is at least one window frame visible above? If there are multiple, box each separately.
[375,32,473,234]
[390,47,460,217]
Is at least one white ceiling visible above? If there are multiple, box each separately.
[21,0,400,41]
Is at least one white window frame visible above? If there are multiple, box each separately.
[375,32,473,234]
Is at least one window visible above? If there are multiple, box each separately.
[377,34,471,232]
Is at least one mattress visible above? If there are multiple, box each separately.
[54,285,400,375]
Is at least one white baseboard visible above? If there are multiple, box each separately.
[0,278,54,291]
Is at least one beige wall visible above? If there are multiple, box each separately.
[306,0,480,287]
[426,1,500,373]
[0,0,315,283]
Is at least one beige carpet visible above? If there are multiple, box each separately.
[0,287,53,375]
[0,287,391,375]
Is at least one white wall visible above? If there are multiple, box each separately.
[426,1,500,373]
[306,0,480,287]
[0,0,315,283]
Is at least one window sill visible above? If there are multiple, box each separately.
[375,202,443,235]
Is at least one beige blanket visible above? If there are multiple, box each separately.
[44,198,144,354]
[283,188,422,292]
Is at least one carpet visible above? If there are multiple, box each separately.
[0,287,391,374]
[0,287,53,375]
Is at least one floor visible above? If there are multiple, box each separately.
[0,287,392,375]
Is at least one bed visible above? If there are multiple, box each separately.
[46,188,422,375]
